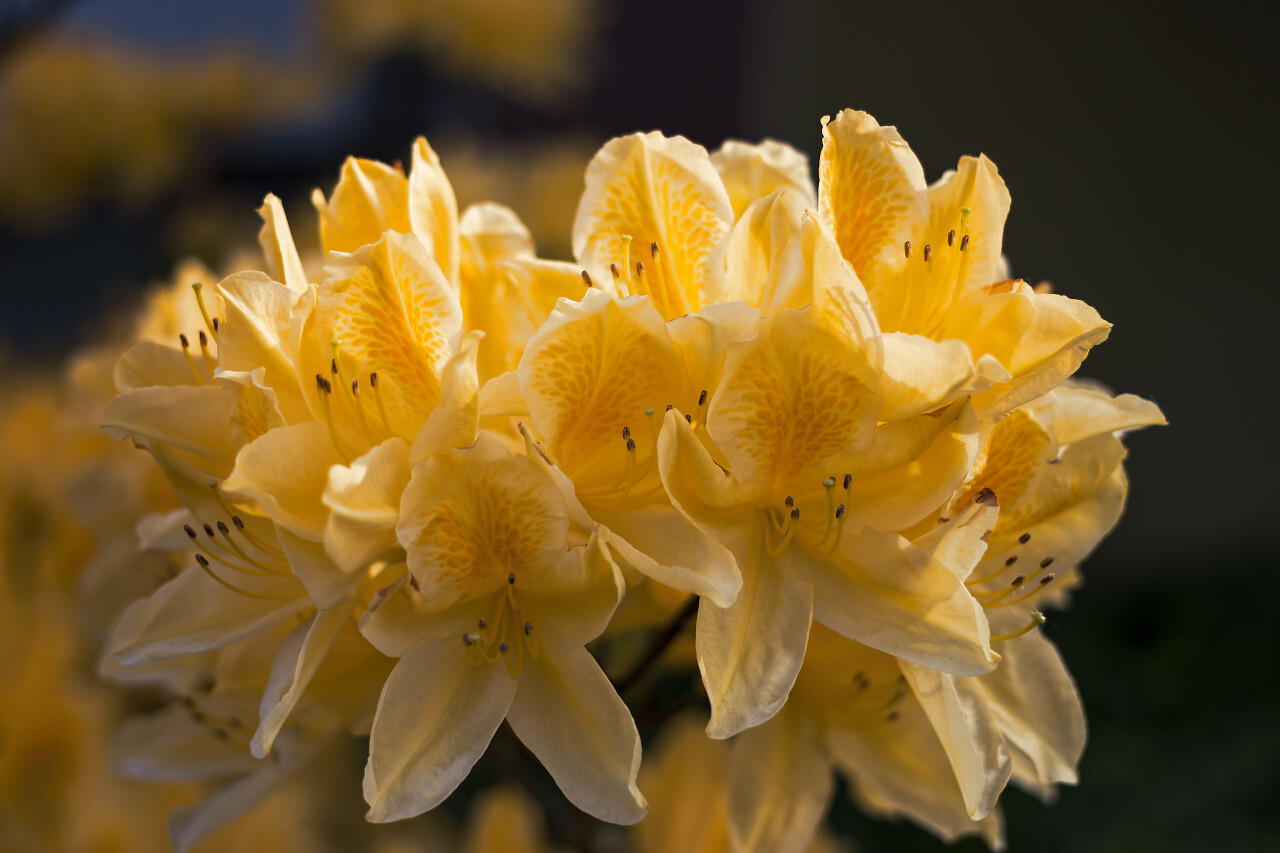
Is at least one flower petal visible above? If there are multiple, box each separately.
[314,156,411,256]
[408,136,461,285]
[507,643,647,824]
[711,138,816,221]
[222,421,342,540]
[257,193,308,293]
[879,332,1010,421]
[363,639,518,822]
[324,437,411,572]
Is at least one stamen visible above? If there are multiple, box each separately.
[228,513,285,558]
[1019,532,1032,544]
[903,240,912,259]
[316,374,352,460]
[610,263,628,298]
[192,282,218,340]
[194,554,297,599]
[582,270,594,288]
[960,234,971,252]
[698,389,707,407]
[948,229,956,247]
[990,610,1046,642]
[179,334,206,385]
[370,372,394,436]
[198,330,216,373]
[349,378,377,441]
[817,476,838,546]
[767,506,800,556]
[923,244,932,262]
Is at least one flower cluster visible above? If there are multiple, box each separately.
[101,109,1163,851]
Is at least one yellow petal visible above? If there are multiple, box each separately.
[573,131,733,318]
[709,306,881,499]
[410,329,483,462]
[216,368,287,451]
[114,339,207,391]
[807,210,882,362]
[798,527,998,676]
[879,333,1010,421]
[717,189,811,311]
[1039,382,1166,445]
[276,526,362,609]
[818,109,928,286]
[363,638,519,822]
[826,693,1005,848]
[216,270,313,424]
[323,437,411,573]
[251,599,357,758]
[698,530,814,738]
[408,136,461,285]
[518,288,688,490]
[222,421,343,540]
[315,231,463,439]
[978,630,1085,793]
[257,194,308,293]
[313,156,410,256]
[396,434,570,609]
[521,530,626,648]
[108,562,306,666]
[103,384,236,475]
[711,138,817,221]
[458,203,536,381]
[925,155,1011,296]
[727,709,832,853]
[899,660,1013,820]
[506,643,648,824]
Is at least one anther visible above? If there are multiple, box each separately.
[887,711,900,722]
[960,234,971,251]
[369,372,378,387]
[478,618,487,629]
[698,389,707,407]
[179,334,190,348]
[784,496,794,507]
[948,229,956,246]
[684,413,692,423]
[1011,575,1025,587]
[231,516,245,530]
[1039,574,1056,585]
[216,521,230,535]
[923,244,932,262]
[195,553,210,567]
[1005,555,1019,567]
[904,240,912,259]
[582,270,593,288]
[622,425,631,440]
[212,318,219,333]
[610,263,621,281]
[626,437,637,452]
[1018,532,1032,544]
[499,642,509,653]
[184,525,197,539]
[835,505,845,518]
[842,473,852,490]
[352,380,358,394]
[203,523,216,538]
[331,358,339,375]
[666,404,673,412]
[199,330,208,347]
[790,507,800,520]
[508,572,516,585]
[524,622,533,636]
[1039,556,1056,569]
[974,487,997,506]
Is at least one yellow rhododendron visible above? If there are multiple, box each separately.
[74,108,1164,851]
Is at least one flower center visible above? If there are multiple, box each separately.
[460,572,541,676]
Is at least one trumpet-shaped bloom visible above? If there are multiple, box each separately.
[818,109,1111,418]
[659,305,997,738]
[359,434,646,824]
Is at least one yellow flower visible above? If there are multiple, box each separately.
[818,109,1112,419]
[709,138,817,223]
[658,305,997,738]
[496,287,741,606]
[359,434,646,824]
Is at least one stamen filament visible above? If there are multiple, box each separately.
[316,374,353,460]
[192,283,218,341]
[370,372,394,436]
[989,610,1046,642]
[179,335,206,385]
[198,331,216,373]
[194,554,298,599]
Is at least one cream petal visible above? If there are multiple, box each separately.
[574,131,733,318]
[363,639,518,822]
[657,406,762,517]
[711,138,817,221]
[114,339,205,390]
[314,155,411,256]
[799,527,998,676]
[112,704,258,781]
[257,194,308,293]
[900,660,1012,820]
[590,502,741,608]
[324,436,411,573]
[698,533,814,739]
[170,734,320,853]
[667,300,762,405]
[807,210,882,364]
[478,368,527,417]
[222,421,343,540]
[1043,383,1166,445]
[410,329,483,462]
[276,527,361,609]
[506,643,647,824]
[251,600,357,758]
[980,630,1085,793]
[109,563,306,666]
[520,532,626,648]
[727,710,833,853]
[358,575,431,657]
[826,698,1005,849]
[878,333,1010,421]
[913,491,1002,583]
[216,367,287,451]
[459,203,536,380]
[408,137,461,286]
[103,384,236,473]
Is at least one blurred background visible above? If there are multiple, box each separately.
[1,0,1276,850]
